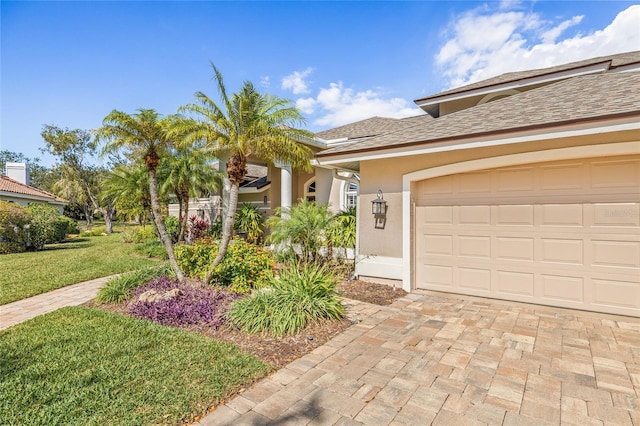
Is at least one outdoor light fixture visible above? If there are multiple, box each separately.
[371,190,387,215]
[371,190,387,229]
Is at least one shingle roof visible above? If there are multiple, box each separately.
[0,175,67,204]
[317,71,640,157]
[315,115,428,141]
[415,50,640,103]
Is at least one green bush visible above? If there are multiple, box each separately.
[234,203,264,244]
[52,216,79,242]
[26,204,60,250]
[267,200,332,263]
[0,201,29,254]
[165,215,180,243]
[131,225,156,243]
[95,263,174,304]
[175,237,273,292]
[229,263,344,336]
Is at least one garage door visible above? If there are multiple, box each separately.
[414,155,640,317]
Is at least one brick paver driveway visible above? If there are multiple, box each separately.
[198,291,640,425]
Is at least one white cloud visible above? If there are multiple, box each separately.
[281,67,313,95]
[436,4,640,89]
[260,75,270,88]
[300,82,422,128]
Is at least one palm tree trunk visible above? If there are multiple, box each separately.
[148,168,184,281]
[205,177,237,283]
[179,196,189,243]
[102,201,114,234]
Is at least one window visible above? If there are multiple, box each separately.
[305,180,316,202]
[343,181,358,209]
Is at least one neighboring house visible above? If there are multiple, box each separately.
[314,51,640,317]
[0,163,67,214]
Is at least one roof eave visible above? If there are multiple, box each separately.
[315,111,640,162]
[415,61,612,108]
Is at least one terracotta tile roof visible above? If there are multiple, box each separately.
[0,175,67,204]
[317,71,640,157]
[315,115,428,141]
[415,50,640,103]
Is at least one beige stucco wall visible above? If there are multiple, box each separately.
[357,129,640,260]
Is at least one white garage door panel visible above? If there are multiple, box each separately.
[415,155,640,317]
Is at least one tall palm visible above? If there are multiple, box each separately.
[173,63,313,283]
[96,109,184,281]
[161,147,222,242]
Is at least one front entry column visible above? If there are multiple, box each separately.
[276,161,292,217]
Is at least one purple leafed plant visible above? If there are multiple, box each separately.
[128,276,240,328]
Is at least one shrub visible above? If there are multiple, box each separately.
[165,215,179,243]
[52,216,79,242]
[234,203,264,244]
[0,201,29,254]
[26,204,60,250]
[229,263,344,336]
[96,264,174,304]
[175,237,274,292]
[267,200,332,264]
[128,276,239,327]
[187,216,209,241]
[131,225,156,243]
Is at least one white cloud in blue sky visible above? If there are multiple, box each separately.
[295,82,422,128]
[436,4,640,88]
[279,4,640,129]
[281,68,313,95]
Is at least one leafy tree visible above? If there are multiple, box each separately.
[40,125,115,232]
[161,147,221,242]
[173,63,313,283]
[96,109,184,281]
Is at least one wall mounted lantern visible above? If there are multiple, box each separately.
[371,190,387,229]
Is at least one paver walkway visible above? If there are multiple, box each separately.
[0,276,113,330]
[198,291,640,426]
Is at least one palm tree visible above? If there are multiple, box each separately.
[96,109,184,281]
[161,147,222,242]
[172,63,313,283]
[104,162,152,225]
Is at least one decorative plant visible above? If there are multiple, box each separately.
[229,263,344,337]
[234,203,264,244]
[267,200,333,264]
[128,276,239,327]
[174,237,273,291]
[187,215,209,242]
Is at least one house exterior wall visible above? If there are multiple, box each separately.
[355,129,640,285]
[0,194,65,215]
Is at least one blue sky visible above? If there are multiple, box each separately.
[1,1,638,165]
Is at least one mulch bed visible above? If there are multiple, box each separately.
[89,280,406,370]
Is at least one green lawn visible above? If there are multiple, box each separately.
[0,307,271,426]
[0,233,159,305]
